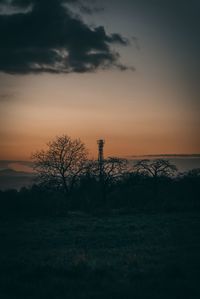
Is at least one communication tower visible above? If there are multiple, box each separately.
[97,139,105,178]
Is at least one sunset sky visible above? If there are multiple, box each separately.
[0,0,200,160]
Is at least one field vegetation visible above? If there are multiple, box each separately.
[0,212,200,299]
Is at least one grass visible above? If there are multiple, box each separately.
[0,212,200,298]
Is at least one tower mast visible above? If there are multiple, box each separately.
[97,139,105,180]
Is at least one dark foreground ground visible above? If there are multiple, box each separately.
[0,212,200,299]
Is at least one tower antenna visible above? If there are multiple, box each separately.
[97,139,105,179]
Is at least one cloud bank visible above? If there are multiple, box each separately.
[0,0,130,74]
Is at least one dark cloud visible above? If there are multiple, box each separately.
[0,0,130,74]
[0,0,31,7]
[0,93,14,101]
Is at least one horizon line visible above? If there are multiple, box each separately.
[126,153,200,158]
[1,153,200,163]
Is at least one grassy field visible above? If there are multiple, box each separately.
[0,212,200,299]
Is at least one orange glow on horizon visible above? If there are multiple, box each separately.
[0,70,199,161]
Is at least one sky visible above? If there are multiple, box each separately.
[0,0,200,160]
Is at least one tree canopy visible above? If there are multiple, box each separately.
[32,135,88,195]
[134,159,177,178]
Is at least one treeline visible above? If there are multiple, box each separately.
[0,169,199,218]
[0,134,199,218]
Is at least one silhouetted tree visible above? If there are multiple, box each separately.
[183,168,200,178]
[103,157,128,185]
[32,135,88,197]
[134,159,177,178]
[89,157,128,181]
[88,157,128,204]
[134,159,177,198]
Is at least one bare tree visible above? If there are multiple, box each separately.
[134,159,177,178]
[32,135,88,195]
[133,159,177,198]
[184,168,200,178]
[88,157,128,183]
[88,157,128,203]
[103,157,128,185]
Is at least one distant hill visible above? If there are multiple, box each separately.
[0,169,35,190]
[128,154,200,158]
[0,168,34,177]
